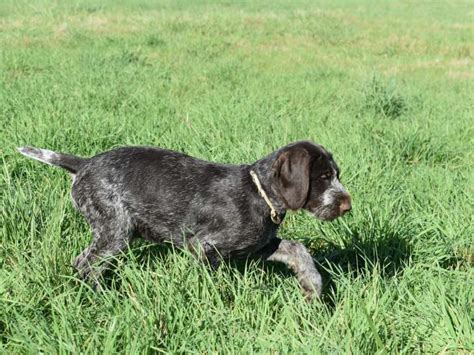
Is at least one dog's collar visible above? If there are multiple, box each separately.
[249,170,282,225]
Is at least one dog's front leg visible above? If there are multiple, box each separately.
[259,238,322,300]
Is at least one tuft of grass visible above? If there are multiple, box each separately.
[145,34,166,47]
[363,75,407,119]
[397,130,458,165]
[1,0,473,353]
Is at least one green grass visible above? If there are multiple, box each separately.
[1,0,473,352]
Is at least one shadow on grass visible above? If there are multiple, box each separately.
[312,229,412,306]
[315,230,412,278]
[247,227,413,306]
[100,227,414,304]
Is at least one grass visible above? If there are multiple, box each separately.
[1,0,473,352]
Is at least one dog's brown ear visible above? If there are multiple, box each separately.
[272,147,311,210]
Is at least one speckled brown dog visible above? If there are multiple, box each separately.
[18,141,351,299]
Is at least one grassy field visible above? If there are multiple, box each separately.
[1,0,473,353]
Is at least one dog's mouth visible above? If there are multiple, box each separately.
[319,214,339,221]
[308,208,340,221]
[308,204,346,221]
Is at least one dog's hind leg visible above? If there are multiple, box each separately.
[184,236,221,269]
[72,196,134,288]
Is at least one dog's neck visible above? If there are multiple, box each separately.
[249,170,282,224]
[249,154,287,223]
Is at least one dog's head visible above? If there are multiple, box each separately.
[271,141,351,221]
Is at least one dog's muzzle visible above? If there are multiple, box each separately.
[311,177,351,220]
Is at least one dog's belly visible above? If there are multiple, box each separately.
[132,210,277,260]
[132,210,191,246]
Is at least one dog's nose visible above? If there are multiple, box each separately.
[339,196,352,215]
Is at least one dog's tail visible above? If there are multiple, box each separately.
[17,146,87,174]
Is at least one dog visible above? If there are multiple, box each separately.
[18,140,351,299]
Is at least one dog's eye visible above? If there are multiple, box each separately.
[320,173,331,180]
